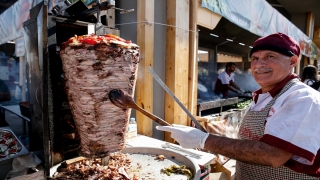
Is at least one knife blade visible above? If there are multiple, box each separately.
[148,66,207,132]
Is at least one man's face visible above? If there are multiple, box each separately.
[250,50,297,91]
[230,65,236,72]
[228,65,236,72]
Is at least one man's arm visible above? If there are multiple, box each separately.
[226,84,239,93]
[204,134,293,167]
[230,81,241,91]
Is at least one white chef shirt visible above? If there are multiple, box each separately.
[248,81,320,165]
[217,71,234,84]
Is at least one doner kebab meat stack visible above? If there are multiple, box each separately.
[60,34,139,158]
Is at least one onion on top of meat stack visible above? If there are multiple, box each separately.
[60,34,139,158]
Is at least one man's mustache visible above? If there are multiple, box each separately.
[254,67,273,73]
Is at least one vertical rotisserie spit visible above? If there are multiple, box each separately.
[60,34,139,158]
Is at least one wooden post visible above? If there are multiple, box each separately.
[300,12,316,71]
[136,0,154,137]
[313,27,320,69]
[189,0,199,126]
[165,0,190,142]
[306,12,315,40]
[314,27,320,48]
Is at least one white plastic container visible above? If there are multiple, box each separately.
[127,118,137,139]
[14,82,21,100]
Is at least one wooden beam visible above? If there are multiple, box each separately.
[136,0,154,137]
[189,0,199,127]
[306,12,315,39]
[300,12,315,71]
[165,0,190,142]
[197,0,222,30]
[313,27,320,66]
[314,26,320,48]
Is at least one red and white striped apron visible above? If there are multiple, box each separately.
[236,79,318,180]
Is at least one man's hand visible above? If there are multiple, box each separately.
[156,124,209,149]
[237,89,245,95]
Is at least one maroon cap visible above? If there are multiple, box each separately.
[250,33,300,57]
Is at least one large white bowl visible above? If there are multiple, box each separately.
[50,147,201,180]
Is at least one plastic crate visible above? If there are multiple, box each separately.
[19,101,30,118]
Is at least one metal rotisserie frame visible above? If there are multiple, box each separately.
[23,3,119,176]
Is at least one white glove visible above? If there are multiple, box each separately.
[156,124,209,149]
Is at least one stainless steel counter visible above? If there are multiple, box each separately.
[197,97,238,116]
[0,105,30,135]
[0,105,30,122]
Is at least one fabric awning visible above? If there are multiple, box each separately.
[202,0,319,59]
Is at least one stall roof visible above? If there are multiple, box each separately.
[199,0,320,58]
[198,17,260,57]
[2,0,318,21]
[1,0,320,23]
[275,0,320,27]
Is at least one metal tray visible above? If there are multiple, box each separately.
[0,126,29,162]
[50,147,201,180]
[198,97,239,111]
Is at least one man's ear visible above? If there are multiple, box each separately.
[290,56,298,67]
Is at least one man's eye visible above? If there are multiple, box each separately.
[251,57,257,61]
[267,55,274,59]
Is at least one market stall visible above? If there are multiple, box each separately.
[9,1,216,179]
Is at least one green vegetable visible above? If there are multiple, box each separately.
[162,165,193,179]
[237,99,252,109]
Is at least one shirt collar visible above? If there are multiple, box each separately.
[252,74,299,103]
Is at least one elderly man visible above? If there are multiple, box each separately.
[157,33,320,179]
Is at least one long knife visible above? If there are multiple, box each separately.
[148,66,207,132]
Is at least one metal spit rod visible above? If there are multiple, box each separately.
[148,66,207,132]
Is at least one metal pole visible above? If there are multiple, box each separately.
[96,0,100,23]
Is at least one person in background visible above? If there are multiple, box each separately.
[214,62,244,98]
[300,65,318,86]
[0,79,11,127]
[157,33,320,179]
